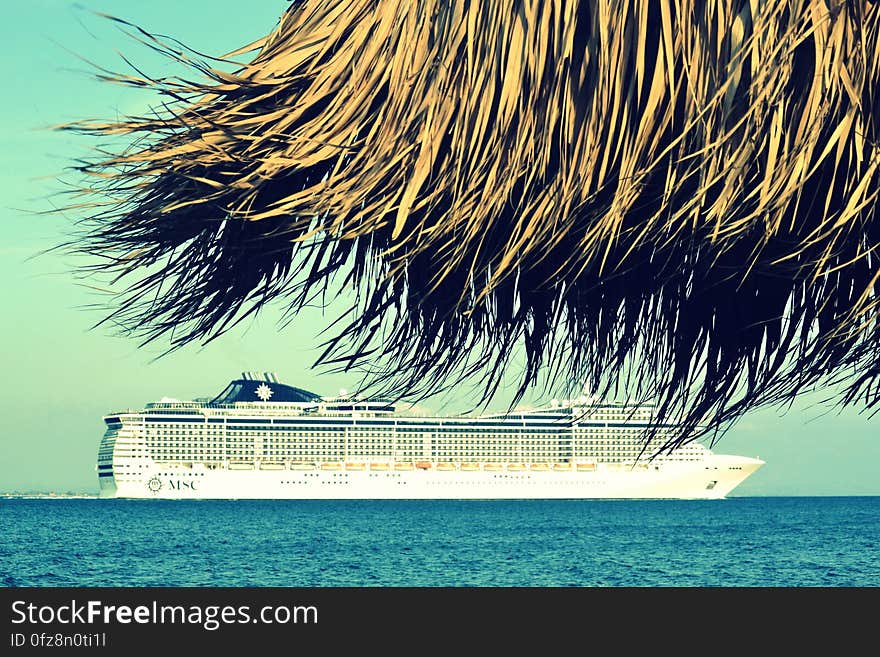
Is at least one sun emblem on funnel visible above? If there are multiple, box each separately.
[255,383,273,401]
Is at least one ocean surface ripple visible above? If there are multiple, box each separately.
[1,497,877,586]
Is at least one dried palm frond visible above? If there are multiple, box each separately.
[59,0,880,450]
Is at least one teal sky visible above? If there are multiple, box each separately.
[1,1,878,496]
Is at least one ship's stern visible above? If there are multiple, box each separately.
[97,413,147,498]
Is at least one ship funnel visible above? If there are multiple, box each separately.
[241,371,280,382]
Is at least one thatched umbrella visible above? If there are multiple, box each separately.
[60,0,879,450]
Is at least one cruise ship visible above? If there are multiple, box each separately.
[97,372,764,499]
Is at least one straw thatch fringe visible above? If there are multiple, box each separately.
[59,0,879,450]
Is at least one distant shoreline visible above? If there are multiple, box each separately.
[1,493,99,499]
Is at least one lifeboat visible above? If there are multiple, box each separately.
[530,463,550,471]
[394,462,414,471]
[320,462,343,471]
[576,463,597,472]
[228,461,254,470]
[345,462,366,471]
[290,462,316,470]
[483,463,503,471]
[460,463,480,472]
[507,463,526,472]
[436,463,457,471]
[415,461,433,470]
[259,462,284,470]
[553,463,573,471]
[370,462,390,471]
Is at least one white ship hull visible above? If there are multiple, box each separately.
[100,454,763,500]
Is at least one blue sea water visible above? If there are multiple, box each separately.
[1,497,877,587]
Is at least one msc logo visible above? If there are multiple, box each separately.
[146,477,198,492]
[166,479,198,491]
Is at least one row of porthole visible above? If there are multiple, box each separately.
[424,480,608,485]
